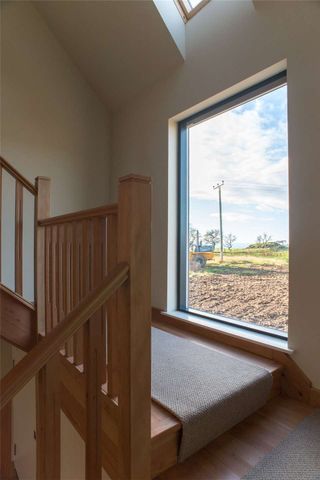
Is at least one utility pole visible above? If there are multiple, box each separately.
[213,181,224,262]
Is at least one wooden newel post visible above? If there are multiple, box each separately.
[117,175,152,480]
[35,177,60,480]
[35,177,51,335]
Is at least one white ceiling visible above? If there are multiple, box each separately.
[35,0,184,112]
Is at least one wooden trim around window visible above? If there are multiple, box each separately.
[174,0,210,22]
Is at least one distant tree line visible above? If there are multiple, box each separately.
[248,233,288,250]
[190,228,288,252]
[189,226,237,252]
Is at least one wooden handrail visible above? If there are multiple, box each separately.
[0,156,37,195]
[38,204,118,226]
[0,262,129,410]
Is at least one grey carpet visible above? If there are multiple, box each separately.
[242,409,320,480]
[151,327,272,461]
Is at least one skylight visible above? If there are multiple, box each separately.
[175,0,210,22]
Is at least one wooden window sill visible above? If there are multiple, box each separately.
[161,310,293,354]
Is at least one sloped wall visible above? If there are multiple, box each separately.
[110,1,320,387]
[1,1,110,215]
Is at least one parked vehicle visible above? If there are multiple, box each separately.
[189,245,214,268]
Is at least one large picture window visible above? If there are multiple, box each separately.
[179,72,289,337]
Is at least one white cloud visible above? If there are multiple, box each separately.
[189,92,288,212]
[210,212,253,222]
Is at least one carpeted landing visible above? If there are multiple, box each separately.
[242,409,320,480]
[151,327,272,461]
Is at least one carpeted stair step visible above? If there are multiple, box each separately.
[152,327,279,461]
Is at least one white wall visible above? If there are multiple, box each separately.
[1,1,110,216]
[1,170,35,301]
[1,2,111,478]
[1,0,111,297]
[111,1,320,387]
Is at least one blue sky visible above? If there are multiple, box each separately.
[189,85,289,247]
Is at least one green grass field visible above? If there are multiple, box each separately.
[191,248,288,277]
[222,247,288,261]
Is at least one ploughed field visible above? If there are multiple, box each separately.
[188,252,288,332]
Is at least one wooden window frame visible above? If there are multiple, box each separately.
[174,0,210,23]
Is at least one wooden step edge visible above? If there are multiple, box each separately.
[59,333,279,443]
[59,352,181,442]
[59,353,180,479]
[151,401,181,441]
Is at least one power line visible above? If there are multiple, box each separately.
[223,181,287,188]
[227,187,287,191]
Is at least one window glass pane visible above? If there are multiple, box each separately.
[23,189,35,302]
[189,0,204,8]
[187,85,289,332]
[177,0,208,15]
[1,170,15,291]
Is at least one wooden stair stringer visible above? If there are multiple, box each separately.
[0,283,37,352]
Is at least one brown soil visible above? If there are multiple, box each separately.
[188,267,288,332]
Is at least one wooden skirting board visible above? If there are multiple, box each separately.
[152,307,318,406]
